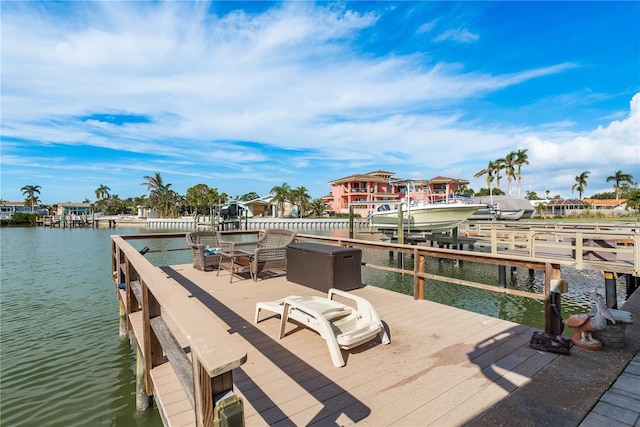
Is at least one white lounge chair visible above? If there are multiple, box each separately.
[255,289,390,367]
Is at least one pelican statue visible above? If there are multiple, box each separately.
[563,292,615,351]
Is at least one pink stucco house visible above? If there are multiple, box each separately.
[325,170,470,215]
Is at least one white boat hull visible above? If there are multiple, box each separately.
[469,207,526,221]
[469,196,534,221]
[371,203,483,233]
[498,209,525,221]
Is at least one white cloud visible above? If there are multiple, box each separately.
[434,28,479,43]
[417,20,437,33]
[1,2,636,202]
[520,93,640,196]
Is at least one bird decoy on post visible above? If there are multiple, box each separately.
[563,291,615,351]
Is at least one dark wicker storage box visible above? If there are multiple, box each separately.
[286,243,362,291]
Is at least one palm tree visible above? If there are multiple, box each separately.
[141,172,176,217]
[95,184,111,212]
[474,161,498,202]
[21,185,41,212]
[536,202,548,219]
[571,171,590,199]
[141,172,164,192]
[30,196,41,211]
[502,151,517,196]
[514,149,529,198]
[290,186,311,218]
[270,183,291,218]
[95,184,111,201]
[606,170,634,200]
[493,158,504,190]
[309,198,328,216]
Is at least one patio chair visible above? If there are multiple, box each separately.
[255,288,390,367]
[185,231,232,271]
[221,228,296,281]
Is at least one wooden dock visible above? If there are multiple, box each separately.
[112,231,640,426]
[127,264,561,426]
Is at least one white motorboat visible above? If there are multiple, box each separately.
[369,183,484,233]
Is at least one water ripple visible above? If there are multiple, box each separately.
[1,227,162,427]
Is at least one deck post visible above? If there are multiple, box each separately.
[498,265,507,288]
[135,344,152,410]
[193,358,240,427]
[118,297,128,338]
[604,271,617,309]
[626,274,639,299]
[544,263,563,336]
[141,281,163,397]
[452,228,460,267]
[125,258,139,331]
[490,227,497,254]
[397,205,404,269]
[414,249,425,300]
[349,206,355,239]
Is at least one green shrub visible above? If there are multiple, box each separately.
[10,212,40,225]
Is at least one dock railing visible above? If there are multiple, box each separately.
[111,233,247,425]
[293,234,572,336]
[458,221,639,275]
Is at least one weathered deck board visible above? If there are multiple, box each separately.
[146,263,560,426]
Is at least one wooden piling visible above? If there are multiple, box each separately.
[544,264,563,336]
[604,271,617,309]
[348,206,355,239]
[498,265,507,288]
[414,252,426,300]
[118,297,127,338]
[136,345,152,411]
[626,273,640,299]
[396,205,404,269]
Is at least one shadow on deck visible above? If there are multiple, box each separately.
[161,265,373,425]
[152,263,622,426]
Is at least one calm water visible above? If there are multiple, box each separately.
[1,227,166,427]
[0,226,628,426]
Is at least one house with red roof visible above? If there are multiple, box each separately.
[325,170,470,215]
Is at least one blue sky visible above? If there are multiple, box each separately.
[1,1,639,205]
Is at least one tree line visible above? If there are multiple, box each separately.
[473,149,530,198]
[470,149,638,208]
[7,165,640,217]
[570,170,635,200]
[8,173,330,218]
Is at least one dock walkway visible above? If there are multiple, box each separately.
[580,350,640,427]
[137,263,640,426]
